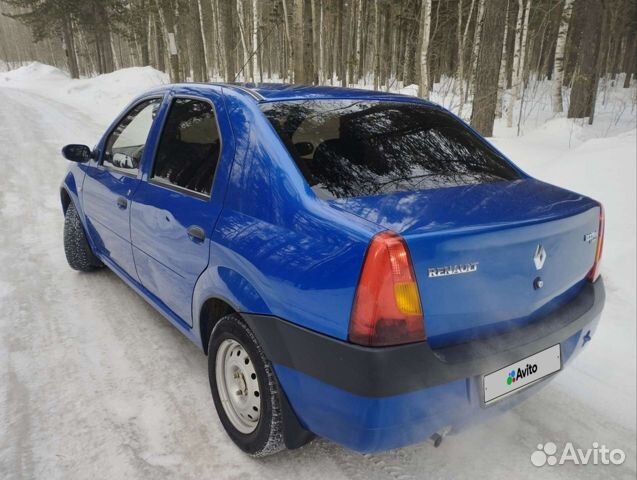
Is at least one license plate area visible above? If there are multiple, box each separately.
[483,344,561,405]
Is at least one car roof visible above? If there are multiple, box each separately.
[165,82,432,105]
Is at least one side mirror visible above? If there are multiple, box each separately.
[294,141,314,157]
[62,144,92,163]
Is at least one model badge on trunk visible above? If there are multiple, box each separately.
[428,263,479,278]
[583,231,598,243]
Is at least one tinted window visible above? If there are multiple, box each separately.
[151,98,221,196]
[104,98,161,174]
[260,100,520,199]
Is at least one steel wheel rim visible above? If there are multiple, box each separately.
[215,338,261,434]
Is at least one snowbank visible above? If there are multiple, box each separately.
[2,62,168,125]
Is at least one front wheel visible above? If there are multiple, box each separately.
[63,202,103,272]
[208,314,285,456]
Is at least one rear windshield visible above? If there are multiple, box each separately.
[260,100,520,200]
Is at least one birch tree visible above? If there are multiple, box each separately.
[456,0,476,116]
[495,0,510,118]
[552,0,575,113]
[418,0,432,99]
[251,0,258,82]
[506,0,527,127]
[466,0,485,101]
[236,0,251,80]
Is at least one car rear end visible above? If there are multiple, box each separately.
[250,95,606,452]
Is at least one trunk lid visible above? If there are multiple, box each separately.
[330,179,601,348]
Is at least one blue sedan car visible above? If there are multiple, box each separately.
[60,83,605,456]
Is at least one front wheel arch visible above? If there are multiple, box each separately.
[60,187,72,215]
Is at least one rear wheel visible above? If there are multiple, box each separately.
[208,314,285,456]
[63,202,103,272]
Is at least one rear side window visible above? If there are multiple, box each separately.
[104,98,162,174]
[151,98,221,196]
[260,100,520,199]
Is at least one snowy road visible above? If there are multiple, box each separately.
[0,80,635,480]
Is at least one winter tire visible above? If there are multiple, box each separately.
[63,202,103,272]
[208,314,285,457]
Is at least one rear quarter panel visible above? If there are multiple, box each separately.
[193,90,380,340]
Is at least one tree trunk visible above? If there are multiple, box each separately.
[319,0,324,83]
[373,0,381,89]
[236,0,251,80]
[61,16,80,78]
[354,0,363,83]
[293,0,305,83]
[457,0,476,116]
[310,0,319,83]
[506,0,524,127]
[154,13,166,72]
[418,0,432,98]
[219,0,236,81]
[252,0,259,82]
[157,0,182,82]
[622,32,636,88]
[340,0,348,86]
[567,0,603,118]
[141,11,151,66]
[303,0,314,83]
[191,1,208,81]
[281,0,292,80]
[466,0,485,101]
[470,0,507,137]
[496,0,511,118]
[196,0,210,77]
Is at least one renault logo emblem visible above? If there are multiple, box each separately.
[534,244,547,270]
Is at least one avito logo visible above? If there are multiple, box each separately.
[506,363,538,385]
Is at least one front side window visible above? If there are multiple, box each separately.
[151,98,221,196]
[104,98,162,174]
[260,100,521,200]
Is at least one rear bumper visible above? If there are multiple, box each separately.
[244,277,605,451]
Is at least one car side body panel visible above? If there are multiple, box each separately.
[192,88,382,341]
[131,87,234,326]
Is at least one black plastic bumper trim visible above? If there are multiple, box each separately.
[243,278,605,398]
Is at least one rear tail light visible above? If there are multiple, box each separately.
[587,204,605,282]
[349,231,425,346]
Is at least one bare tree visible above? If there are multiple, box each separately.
[568,0,604,119]
[418,0,432,98]
[551,0,574,112]
[456,0,476,116]
[495,0,510,118]
[471,0,508,136]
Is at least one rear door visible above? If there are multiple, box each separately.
[131,91,233,326]
[82,97,163,278]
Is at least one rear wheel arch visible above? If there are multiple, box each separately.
[199,297,237,354]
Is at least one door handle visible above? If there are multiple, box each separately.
[116,196,127,209]
[187,225,205,242]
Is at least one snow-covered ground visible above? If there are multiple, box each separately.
[0,63,635,479]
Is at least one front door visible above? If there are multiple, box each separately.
[82,97,163,279]
[131,93,231,325]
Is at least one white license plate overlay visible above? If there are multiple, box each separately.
[483,344,561,404]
